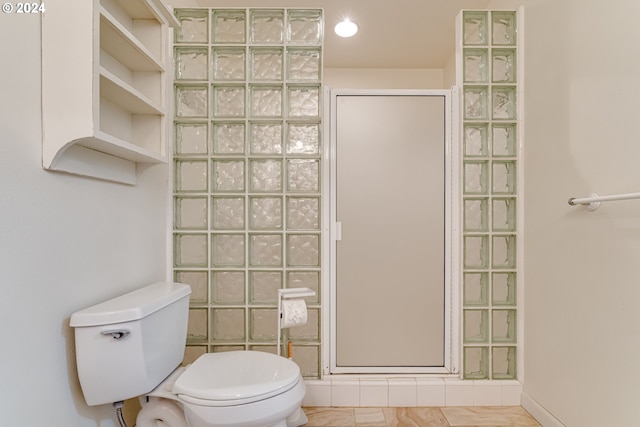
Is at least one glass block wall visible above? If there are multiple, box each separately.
[460,10,519,380]
[172,8,323,379]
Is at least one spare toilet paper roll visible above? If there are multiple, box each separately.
[281,299,308,328]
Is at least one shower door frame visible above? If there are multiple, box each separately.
[322,88,461,375]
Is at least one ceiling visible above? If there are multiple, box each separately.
[169,0,491,69]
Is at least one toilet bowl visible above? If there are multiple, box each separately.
[137,351,307,427]
[69,282,308,427]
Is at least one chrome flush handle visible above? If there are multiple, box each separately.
[100,329,131,340]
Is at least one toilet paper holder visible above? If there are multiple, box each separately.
[277,288,316,357]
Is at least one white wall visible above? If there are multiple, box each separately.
[0,15,169,427]
[442,54,456,90]
[488,0,640,425]
[324,68,444,89]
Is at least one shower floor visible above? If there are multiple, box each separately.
[301,406,540,426]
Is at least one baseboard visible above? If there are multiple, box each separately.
[521,392,565,427]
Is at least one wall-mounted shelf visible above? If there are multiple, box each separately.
[41,0,179,184]
[99,69,163,115]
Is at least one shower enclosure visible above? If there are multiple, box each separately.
[327,89,458,374]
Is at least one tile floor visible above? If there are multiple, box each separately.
[302,406,541,427]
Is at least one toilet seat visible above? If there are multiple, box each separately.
[173,351,301,407]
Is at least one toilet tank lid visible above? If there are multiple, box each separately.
[70,282,191,327]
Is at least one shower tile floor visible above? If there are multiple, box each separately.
[302,406,541,427]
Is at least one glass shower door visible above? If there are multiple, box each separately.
[331,91,452,373]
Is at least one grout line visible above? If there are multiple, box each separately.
[303,406,540,427]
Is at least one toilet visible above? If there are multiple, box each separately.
[70,282,308,427]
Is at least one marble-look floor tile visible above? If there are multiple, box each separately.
[383,407,450,427]
[441,406,540,426]
[304,407,356,426]
[355,408,387,426]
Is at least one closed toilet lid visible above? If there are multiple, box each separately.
[173,351,300,404]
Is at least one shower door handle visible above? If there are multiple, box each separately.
[335,221,342,241]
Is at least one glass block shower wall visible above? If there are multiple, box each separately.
[460,10,519,380]
[172,8,323,379]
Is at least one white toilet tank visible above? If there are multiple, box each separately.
[70,282,191,406]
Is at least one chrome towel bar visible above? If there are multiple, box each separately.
[568,192,640,211]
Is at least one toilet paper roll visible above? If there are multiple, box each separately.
[281,299,308,328]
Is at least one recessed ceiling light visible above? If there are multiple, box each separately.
[335,19,358,38]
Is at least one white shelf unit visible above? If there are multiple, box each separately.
[41,0,179,184]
